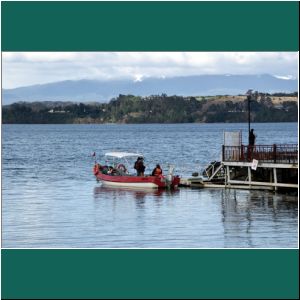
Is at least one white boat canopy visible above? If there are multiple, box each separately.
[104,152,144,159]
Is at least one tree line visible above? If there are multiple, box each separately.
[2,93,298,124]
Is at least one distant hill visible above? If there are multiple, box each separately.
[2,93,298,124]
[2,74,298,105]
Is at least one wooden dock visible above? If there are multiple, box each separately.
[222,144,298,191]
[180,143,298,191]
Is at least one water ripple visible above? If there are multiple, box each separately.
[2,123,298,248]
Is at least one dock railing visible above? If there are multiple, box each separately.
[222,144,298,164]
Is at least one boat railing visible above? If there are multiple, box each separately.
[222,144,298,164]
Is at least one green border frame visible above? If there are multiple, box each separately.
[2,249,299,299]
[1,1,299,51]
[1,1,299,299]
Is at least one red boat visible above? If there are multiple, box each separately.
[93,152,180,189]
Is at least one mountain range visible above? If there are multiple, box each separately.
[2,74,298,105]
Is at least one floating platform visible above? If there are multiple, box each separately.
[179,177,204,188]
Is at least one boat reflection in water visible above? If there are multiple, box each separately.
[93,185,179,202]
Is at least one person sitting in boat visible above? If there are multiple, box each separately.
[116,163,127,176]
[134,157,146,176]
[97,164,109,174]
[152,164,163,177]
[107,166,116,175]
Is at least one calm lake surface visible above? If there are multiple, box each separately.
[2,123,298,248]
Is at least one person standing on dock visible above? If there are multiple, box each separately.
[249,129,256,146]
[248,129,256,160]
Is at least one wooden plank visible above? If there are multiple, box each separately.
[202,183,273,190]
[228,179,298,188]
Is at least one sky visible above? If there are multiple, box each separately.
[2,52,298,89]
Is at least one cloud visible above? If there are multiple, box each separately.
[274,75,296,80]
[2,52,298,89]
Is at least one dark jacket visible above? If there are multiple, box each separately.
[134,160,145,172]
[249,131,256,146]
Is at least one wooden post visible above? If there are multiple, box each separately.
[273,168,278,191]
[226,165,230,187]
[248,167,252,188]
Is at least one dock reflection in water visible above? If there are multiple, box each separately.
[91,185,298,248]
[220,189,298,248]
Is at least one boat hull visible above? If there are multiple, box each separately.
[101,180,159,189]
[95,172,180,189]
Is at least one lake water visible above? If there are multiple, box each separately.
[1,123,298,248]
